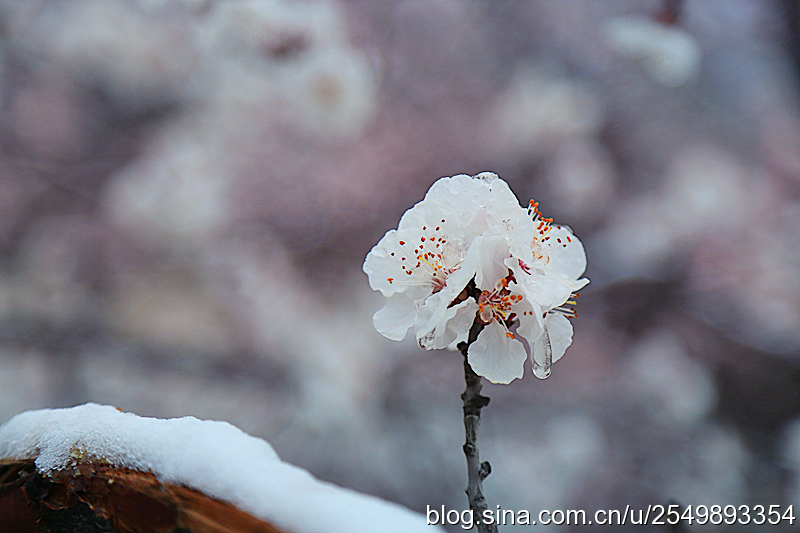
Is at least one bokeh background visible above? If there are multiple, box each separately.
[1,0,800,531]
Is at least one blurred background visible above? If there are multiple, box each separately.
[1,0,800,530]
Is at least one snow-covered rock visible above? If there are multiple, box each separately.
[0,403,442,533]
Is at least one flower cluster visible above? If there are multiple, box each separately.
[363,173,589,384]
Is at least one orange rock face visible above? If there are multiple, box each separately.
[0,459,285,533]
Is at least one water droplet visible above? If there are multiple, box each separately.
[533,326,553,379]
[533,361,551,379]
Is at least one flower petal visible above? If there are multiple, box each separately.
[364,196,472,298]
[515,299,544,348]
[443,299,480,348]
[473,234,512,291]
[373,293,416,341]
[441,234,483,298]
[424,174,491,219]
[507,256,587,310]
[417,298,478,350]
[414,291,450,347]
[425,173,523,232]
[543,225,588,280]
[362,229,403,296]
[363,228,438,298]
[467,321,526,384]
[507,209,536,266]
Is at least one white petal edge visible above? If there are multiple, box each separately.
[419,298,478,350]
[373,293,416,341]
[468,321,526,384]
[543,225,587,280]
[473,234,512,291]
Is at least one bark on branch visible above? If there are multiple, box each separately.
[458,320,498,533]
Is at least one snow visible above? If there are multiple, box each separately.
[0,403,443,533]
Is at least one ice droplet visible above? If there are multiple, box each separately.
[474,172,497,186]
[533,326,553,379]
[533,361,552,379]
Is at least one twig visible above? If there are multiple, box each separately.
[458,320,498,533]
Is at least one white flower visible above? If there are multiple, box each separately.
[469,271,538,384]
[363,176,489,349]
[364,172,589,383]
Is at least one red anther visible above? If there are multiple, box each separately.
[435,226,440,231]
[390,252,395,256]
[506,332,515,339]
[421,237,425,242]
[399,240,405,245]
[566,236,572,242]
[387,278,394,283]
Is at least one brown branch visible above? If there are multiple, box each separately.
[458,320,498,533]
